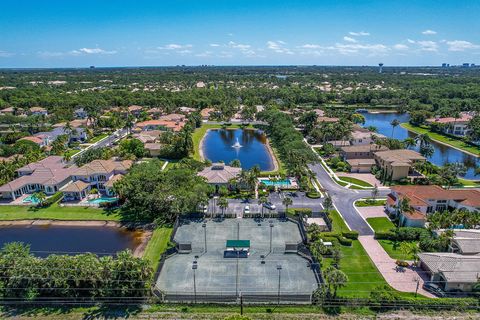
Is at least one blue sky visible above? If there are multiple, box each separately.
[1,0,479,67]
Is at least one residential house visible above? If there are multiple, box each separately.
[197,163,241,191]
[448,230,480,255]
[0,156,73,200]
[200,108,215,120]
[0,107,24,116]
[34,126,88,144]
[19,135,50,148]
[340,144,388,160]
[317,116,339,123]
[427,112,474,137]
[132,130,163,157]
[386,185,480,227]
[350,128,386,145]
[374,149,425,181]
[128,105,144,118]
[418,252,480,292]
[135,113,186,132]
[179,106,196,114]
[146,107,164,118]
[69,159,132,198]
[29,107,48,116]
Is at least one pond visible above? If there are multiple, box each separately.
[202,128,275,171]
[363,112,480,179]
[0,225,143,257]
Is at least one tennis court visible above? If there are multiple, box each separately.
[155,218,318,303]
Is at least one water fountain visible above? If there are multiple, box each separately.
[232,137,242,148]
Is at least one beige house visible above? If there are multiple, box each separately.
[340,144,388,160]
[374,149,425,181]
[197,163,241,191]
[0,156,73,200]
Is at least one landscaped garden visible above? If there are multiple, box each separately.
[355,199,386,207]
[338,176,373,187]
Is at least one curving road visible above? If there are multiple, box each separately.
[309,163,390,235]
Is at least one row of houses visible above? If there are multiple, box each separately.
[0,156,132,202]
[426,112,474,137]
[0,106,49,117]
[340,144,426,180]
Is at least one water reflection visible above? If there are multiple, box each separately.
[203,128,274,170]
[363,112,480,179]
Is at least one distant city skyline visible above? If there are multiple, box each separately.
[1,0,479,68]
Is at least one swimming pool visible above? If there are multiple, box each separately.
[261,179,292,186]
[87,197,118,204]
[22,195,40,204]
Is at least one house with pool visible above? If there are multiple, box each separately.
[0,156,74,203]
[63,159,132,202]
[197,163,241,191]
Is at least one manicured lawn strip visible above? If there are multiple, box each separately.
[143,227,172,271]
[457,178,480,187]
[64,149,80,157]
[366,217,395,233]
[338,176,373,187]
[328,209,350,232]
[355,199,386,207]
[378,240,417,261]
[89,133,109,143]
[401,123,480,156]
[0,204,121,221]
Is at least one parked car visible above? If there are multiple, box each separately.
[244,205,250,214]
[263,202,276,210]
[422,282,446,297]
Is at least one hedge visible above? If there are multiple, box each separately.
[43,192,63,206]
[306,191,321,199]
[342,230,359,240]
[321,232,352,246]
[338,236,352,246]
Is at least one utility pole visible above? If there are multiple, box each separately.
[269,223,274,254]
[277,265,282,305]
[240,290,243,315]
[192,263,198,304]
[202,223,207,253]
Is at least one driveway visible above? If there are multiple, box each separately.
[337,172,382,187]
[356,206,389,219]
[309,162,390,235]
[358,236,435,298]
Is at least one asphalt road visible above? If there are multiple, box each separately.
[308,163,390,236]
[71,128,128,160]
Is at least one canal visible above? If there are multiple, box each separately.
[363,112,480,180]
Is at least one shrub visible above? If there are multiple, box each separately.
[291,208,313,216]
[342,231,359,240]
[306,191,321,199]
[43,192,63,206]
[374,231,396,240]
[395,260,409,267]
[338,236,352,246]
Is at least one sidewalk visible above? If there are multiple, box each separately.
[358,235,435,298]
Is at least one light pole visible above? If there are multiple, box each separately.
[192,263,198,304]
[236,250,239,296]
[202,223,207,253]
[277,265,282,305]
[269,223,274,254]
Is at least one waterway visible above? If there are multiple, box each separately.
[363,112,480,180]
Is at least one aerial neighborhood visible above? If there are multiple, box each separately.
[1,66,480,317]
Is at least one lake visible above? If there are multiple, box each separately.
[0,225,143,257]
[363,112,480,179]
[202,128,275,171]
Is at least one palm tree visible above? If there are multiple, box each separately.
[218,197,229,216]
[400,242,420,264]
[415,133,431,148]
[282,196,293,214]
[324,266,348,297]
[390,119,400,138]
[63,151,72,163]
[63,121,73,135]
[31,191,47,207]
[323,195,333,212]
[403,137,416,149]
[258,196,268,218]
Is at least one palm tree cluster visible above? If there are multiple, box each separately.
[0,243,151,299]
[427,208,480,230]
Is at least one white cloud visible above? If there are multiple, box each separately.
[228,41,251,50]
[209,43,220,47]
[0,50,14,57]
[417,40,438,52]
[343,36,357,43]
[445,40,480,51]
[70,48,117,55]
[266,40,293,54]
[407,39,416,44]
[393,44,409,51]
[332,43,389,55]
[195,51,213,57]
[349,31,370,36]
[300,44,322,49]
[422,29,437,35]
[158,44,193,50]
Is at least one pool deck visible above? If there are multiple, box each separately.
[199,128,280,172]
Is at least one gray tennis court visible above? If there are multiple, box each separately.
[155,218,318,303]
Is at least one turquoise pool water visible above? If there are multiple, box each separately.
[87,197,118,204]
[22,195,40,204]
[261,179,292,186]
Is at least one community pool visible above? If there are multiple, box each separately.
[22,195,40,204]
[87,197,118,204]
[261,179,292,186]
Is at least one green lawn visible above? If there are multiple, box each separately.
[401,123,480,156]
[366,217,395,233]
[457,178,480,188]
[378,240,417,261]
[355,199,386,207]
[338,176,373,187]
[143,227,173,271]
[63,149,80,157]
[0,203,121,221]
[328,209,350,232]
[89,133,109,144]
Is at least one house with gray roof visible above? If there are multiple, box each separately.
[418,252,480,292]
[197,163,241,191]
[449,230,480,255]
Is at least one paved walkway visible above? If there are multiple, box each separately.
[358,235,435,298]
[356,206,389,219]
